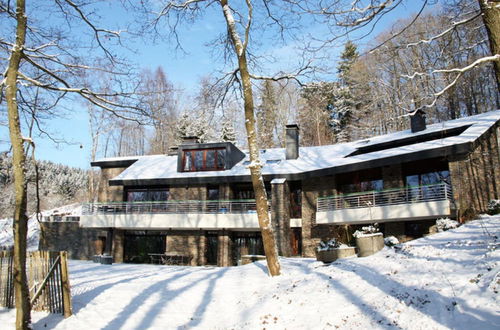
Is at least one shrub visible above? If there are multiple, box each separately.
[487,199,500,215]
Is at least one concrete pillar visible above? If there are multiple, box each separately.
[271,178,292,257]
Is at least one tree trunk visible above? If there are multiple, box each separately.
[479,0,500,92]
[6,0,31,329]
[219,0,280,276]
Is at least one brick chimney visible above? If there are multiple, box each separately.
[182,136,198,144]
[410,110,426,133]
[285,124,299,160]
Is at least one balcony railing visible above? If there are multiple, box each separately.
[82,200,264,215]
[317,183,453,212]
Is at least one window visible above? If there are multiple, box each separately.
[207,185,220,200]
[338,168,384,194]
[126,188,169,202]
[182,148,226,172]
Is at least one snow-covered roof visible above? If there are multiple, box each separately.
[107,111,500,185]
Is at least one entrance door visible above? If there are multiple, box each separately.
[290,228,302,256]
[205,233,219,265]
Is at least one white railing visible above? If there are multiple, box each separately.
[317,183,453,212]
[82,200,264,215]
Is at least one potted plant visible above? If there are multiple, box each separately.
[316,238,356,263]
[353,223,384,257]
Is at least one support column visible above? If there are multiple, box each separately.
[218,230,232,267]
[112,229,124,263]
[271,178,292,257]
[301,179,319,258]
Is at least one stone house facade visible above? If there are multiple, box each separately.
[43,111,500,266]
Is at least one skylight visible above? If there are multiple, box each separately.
[346,125,471,157]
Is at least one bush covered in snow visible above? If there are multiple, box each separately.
[436,218,460,232]
[384,236,399,247]
[487,199,500,215]
[353,223,381,238]
[317,238,350,251]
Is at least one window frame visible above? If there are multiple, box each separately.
[181,148,226,172]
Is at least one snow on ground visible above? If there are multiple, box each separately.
[0,217,40,251]
[1,215,499,329]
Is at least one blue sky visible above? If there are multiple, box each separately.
[1,0,432,169]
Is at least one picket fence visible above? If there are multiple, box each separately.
[0,250,72,317]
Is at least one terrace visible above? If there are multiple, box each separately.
[80,200,270,230]
[316,183,454,224]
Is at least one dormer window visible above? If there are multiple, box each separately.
[182,148,226,172]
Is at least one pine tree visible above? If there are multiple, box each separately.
[256,80,278,148]
[330,41,360,143]
[175,112,191,144]
[220,117,237,144]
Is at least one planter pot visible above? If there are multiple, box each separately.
[92,255,101,263]
[100,255,113,265]
[355,233,384,257]
[316,247,356,263]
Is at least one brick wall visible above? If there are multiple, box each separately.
[449,125,500,220]
[98,167,127,202]
[271,180,292,256]
[301,176,336,257]
[39,222,106,260]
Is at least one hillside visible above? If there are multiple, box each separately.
[0,215,498,329]
[0,155,88,217]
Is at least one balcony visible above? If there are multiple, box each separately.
[80,200,266,230]
[316,183,454,225]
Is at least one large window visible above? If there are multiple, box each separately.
[338,168,384,194]
[182,148,226,172]
[126,188,169,202]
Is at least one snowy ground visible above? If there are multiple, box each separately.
[1,215,499,329]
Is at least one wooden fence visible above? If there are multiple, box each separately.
[0,250,72,318]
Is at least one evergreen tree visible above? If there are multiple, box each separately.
[330,41,360,143]
[175,112,191,144]
[220,117,237,144]
[256,80,278,148]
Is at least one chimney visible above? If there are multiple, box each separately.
[285,124,299,160]
[410,110,426,133]
[182,136,198,144]
[168,146,178,156]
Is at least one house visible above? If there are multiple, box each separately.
[40,110,500,266]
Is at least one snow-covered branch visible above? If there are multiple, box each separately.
[403,54,500,79]
[406,13,481,49]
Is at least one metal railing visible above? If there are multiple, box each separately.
[317,183,453,212]
[82,199,264,215]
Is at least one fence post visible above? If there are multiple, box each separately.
[59,251,72,318]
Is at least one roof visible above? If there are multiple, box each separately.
[104,110,500,186]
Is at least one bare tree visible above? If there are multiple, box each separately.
[140,67,180,154]
[306,0,500,111]
[0,1,146,328]
[149,0,319,276]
